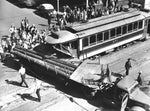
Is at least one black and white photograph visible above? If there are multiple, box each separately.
[0,0,150,111]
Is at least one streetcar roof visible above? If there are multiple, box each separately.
[141,10,150,17]
[46,30,77,44]
[77,13,145,38]
[70,9,141,33]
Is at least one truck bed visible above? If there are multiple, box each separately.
[70,59,101,84]
[70,59,122,89]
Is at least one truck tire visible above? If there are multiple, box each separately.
[130,106,146,111]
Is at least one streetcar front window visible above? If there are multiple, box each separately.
[63,43,69,47]
[83,37,89,47]
[70,41,78,49]
[55,44,61,49]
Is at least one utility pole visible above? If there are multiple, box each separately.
[57,0,59,12]
[86,0,89,11]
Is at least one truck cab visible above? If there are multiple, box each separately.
[102,75,150,111]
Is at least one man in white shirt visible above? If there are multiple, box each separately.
[0,45,5,62]
[19,64,28,88]
[35,78,42,102]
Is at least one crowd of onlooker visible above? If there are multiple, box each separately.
[54,0,128,28]
[8,17,47,51]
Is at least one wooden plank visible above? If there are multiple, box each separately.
[70,59,101,83]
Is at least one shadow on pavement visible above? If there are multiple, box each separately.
[5,79,29,88]
[2,56,20,71]
[5,79,21,87]
[17,93,39,102]
[140,86,150,95]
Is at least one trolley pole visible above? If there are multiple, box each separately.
[57,0,59,12]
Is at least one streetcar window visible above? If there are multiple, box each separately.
[55,44,61,49]
[90,35,96,45]
[128,23,133,32]
[116,26,121,36]
[122,25,127,34]
[97,33,103,42]
[138,20,143,29]
[70,41,78,49]
[133,22,138,30]
[104,31,109,41]
[82,37,89,47]
[110,28,116,38]
[63,43,69,47]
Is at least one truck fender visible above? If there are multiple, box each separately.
[130,106,146,111]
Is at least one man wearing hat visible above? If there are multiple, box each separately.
[125,58,132,75]
[137,71,142,85]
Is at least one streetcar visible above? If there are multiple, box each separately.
[45,8,150,60]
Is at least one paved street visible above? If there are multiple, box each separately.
[0,0,48,38]
[0,0,150,111]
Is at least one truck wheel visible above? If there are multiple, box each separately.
[130,106,146,111]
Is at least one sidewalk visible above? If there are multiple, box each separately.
[0,59,37,109]
[0,73,35,109]
[0,71,57,111]
[0,57,60,111]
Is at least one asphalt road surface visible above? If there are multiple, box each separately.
[0,0,48,38]
[0,0,150,111]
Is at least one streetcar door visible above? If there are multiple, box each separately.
[121,93,129,111]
